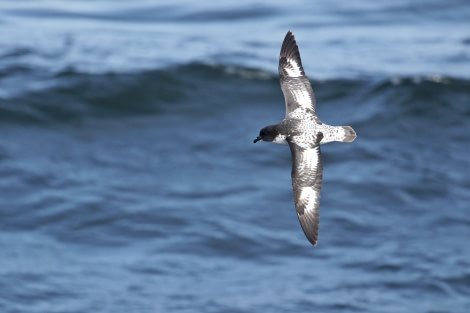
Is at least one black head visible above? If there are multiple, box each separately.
[253,125,277,143]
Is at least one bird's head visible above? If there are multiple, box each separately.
[253,125,277,143]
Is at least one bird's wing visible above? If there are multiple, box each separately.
[287,132,323,246]
[279,31,317,119]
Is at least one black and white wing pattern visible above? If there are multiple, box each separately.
[287,132,323,246]
[278,31,317,119]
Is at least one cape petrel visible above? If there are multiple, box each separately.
[254,31,357,246]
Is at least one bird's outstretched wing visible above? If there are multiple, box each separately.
[287,132,323,246]
[279,31,317,119]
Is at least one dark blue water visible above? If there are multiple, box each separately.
[1,1,470,312]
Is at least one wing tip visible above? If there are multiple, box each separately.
[279,30,305,78]
[297,212,320,246]
[305,230,319,246]
[280,30,300,59]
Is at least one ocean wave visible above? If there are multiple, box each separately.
[1,63,468,127]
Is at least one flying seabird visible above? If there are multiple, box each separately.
[254,31,357,246]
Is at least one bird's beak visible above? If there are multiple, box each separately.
[253,136,261,143]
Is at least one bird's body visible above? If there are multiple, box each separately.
[254,31,356,246]
[266,119,356,145]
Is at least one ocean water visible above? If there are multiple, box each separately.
[1,1,470,312]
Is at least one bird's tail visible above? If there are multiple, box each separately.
[341,126,357,142]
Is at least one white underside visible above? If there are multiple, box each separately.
[285,58,303,77]
[272,135,288,145]
[299,186,320,213]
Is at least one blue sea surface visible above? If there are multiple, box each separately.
[1,1,470,312]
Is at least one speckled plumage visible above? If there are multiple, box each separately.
[254,31,357,246]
